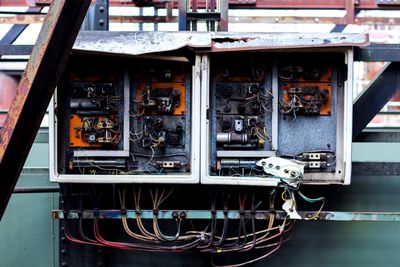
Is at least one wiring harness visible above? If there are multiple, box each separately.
[62,186,298,267]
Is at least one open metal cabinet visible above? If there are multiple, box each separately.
[48,31,367,185]
[49,45,201,184]
[200,48,354,186]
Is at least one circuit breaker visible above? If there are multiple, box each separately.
[50,32,357,185]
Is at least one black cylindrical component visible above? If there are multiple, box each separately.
[70,99,99,110]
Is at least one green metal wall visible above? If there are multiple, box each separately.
[0,131,59,267]
[0,129,399,267]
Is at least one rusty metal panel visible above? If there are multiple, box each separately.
[73,31,212,56]
[72,31,369,56]
[210,32,369,51]
[0,0,91,220]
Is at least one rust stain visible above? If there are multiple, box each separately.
[51,211,59,219]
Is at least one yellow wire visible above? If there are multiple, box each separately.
[281,189,290,202]
[304,199,325,220]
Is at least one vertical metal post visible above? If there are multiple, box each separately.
[271,61,278,151]
[344,0,355,24]
[0,0,91,220]
[219,0,228,31]
[154,7,158,31]
[179,0,188,31]
[82,0,109,31]
[166,2,174,22]
[192,0,198,31]
[210,0,216,31]
[139,7,144,31]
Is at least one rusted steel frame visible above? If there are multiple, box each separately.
[1,0,400,9]
[0,0,91,220]
[0,14,46,24]
[226,15,400,25]
[4,12,400,26]
[53,209,400,222]
[166,1,174,22]
[344,0,355,24]
[0,0,35,6]
[219,0,228,31]
[2,0,399,9]
[0,7,43,45]
[101,15,400,25]
[191,0,198,30]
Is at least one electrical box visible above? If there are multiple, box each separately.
[50,53,200,183]
[49,32,366,185]
[200,50,353,186]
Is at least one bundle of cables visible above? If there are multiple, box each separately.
[62,187,296,266]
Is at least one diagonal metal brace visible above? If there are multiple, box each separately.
[353,62,400,140]
[0,0,91,220]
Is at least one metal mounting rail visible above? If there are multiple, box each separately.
[52,210,400,222]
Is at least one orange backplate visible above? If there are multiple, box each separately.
[282,82,333,116]
[136,82,186,115]
[69,115,119,147]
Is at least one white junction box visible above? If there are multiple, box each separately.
[49,31,368,185]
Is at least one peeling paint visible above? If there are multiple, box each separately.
[72,31,369,56]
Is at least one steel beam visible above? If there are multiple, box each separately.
[82,0,109,31]
[0,0,91,220]
[13,186,59,193]
[344,0,355,24]
[353,62,400,139]
[3,13,400,25]
[178,0,187,30]
[52,209,400,222]
[352,162,400,176]
[354,44,400,62]
[0,45,33,55]
[354,130,400,142]
[0,7,43,45]
[1,0,400,9]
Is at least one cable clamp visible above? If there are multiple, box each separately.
[200,231,205,241]
[211,208,217,215]
[153,208,159,216]
[269,205,275,214]
[93,208,100,216]
[120,208,127,215]
[223,207,228,215]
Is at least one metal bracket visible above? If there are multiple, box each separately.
[53,209,400,222]
[82,0,109,31]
